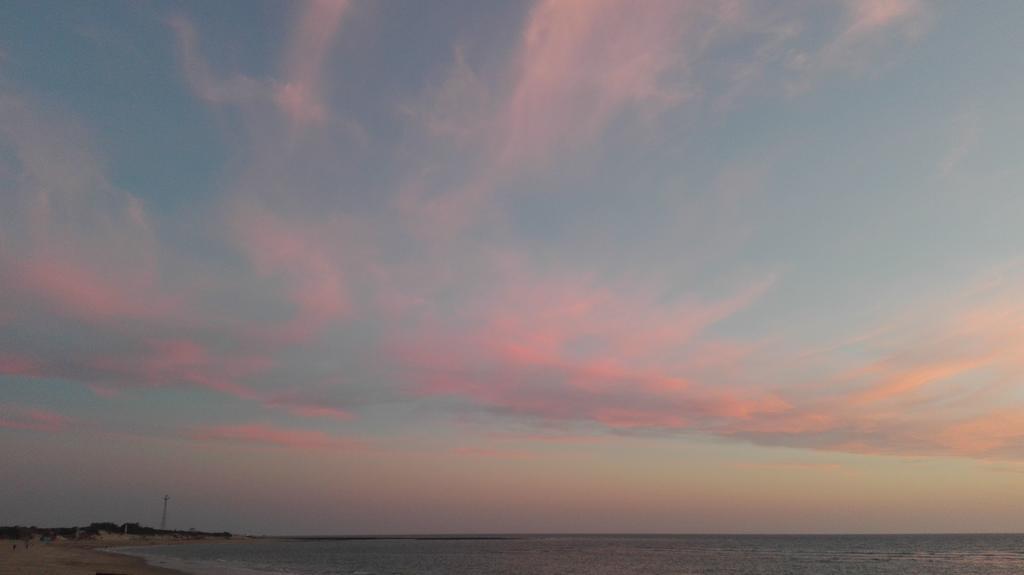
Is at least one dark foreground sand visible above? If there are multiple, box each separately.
[0,536,241,575]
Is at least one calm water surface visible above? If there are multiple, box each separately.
[116,534,1024,575]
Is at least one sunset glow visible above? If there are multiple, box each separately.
[3,0,1024,535]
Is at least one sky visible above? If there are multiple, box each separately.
[2,0,1024,535]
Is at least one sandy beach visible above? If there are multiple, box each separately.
[0,536,238,575]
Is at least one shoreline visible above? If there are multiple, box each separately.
[0,536,247,575]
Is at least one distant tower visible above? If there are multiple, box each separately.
[160,495,170,530]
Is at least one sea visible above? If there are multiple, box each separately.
[109,534,1024,575]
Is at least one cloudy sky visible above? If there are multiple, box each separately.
[3,0,1024,534]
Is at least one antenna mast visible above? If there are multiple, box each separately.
[160,495,170,530]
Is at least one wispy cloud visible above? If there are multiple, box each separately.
[495,0,698,169]
[274,0,350,128]
[8,0,998,471]
[398,264,781,431]
[0,93,177,325]
[168,15,264,106]
[939,106,980,176]
[784,0,927,89]
[398,1,742,235]
[171,0,350,130]
[190,423,362,450]
[726,266,1024,458]
[843,0,923,39]
[228,203,351,344]
[0,404,71,432]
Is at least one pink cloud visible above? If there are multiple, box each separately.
[452,446,534,460]
[170,5,361,346]
[282,405,353,421]
[936,410,1024,456]
[0,90,359,423]
[732,461,845,472]
[273,0,350,127]
[403,0,930,223]
[168,16,263,105]
[12,257,177,323]
[729,410,838,436]
[191,423,361,450]
[849,354,997,405]
[273,82,325,125]
[844,0,923,38]
[404,45,491,143]
[396,0,933,244]
[442,266,773,376]
[262,394,355,421]
[3,0,984,470]
[0,405,71,433]
[229,203,350,344]
[398,1,738,234]
[496,0,699,169]
[87,385,121,398]
[398,263,782,432]
[592,408,690,430]
[726,268,1024,458]
[87,338,273,402]
[485,432,609,445]
[784,0,926,87]
[389,258,1024,462]
[0,91,181,327]
[172,1,350,129]
[80,338,357,422]
[166,4,361,350]
[0,354,41,376]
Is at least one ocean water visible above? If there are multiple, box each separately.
[113,534,1024,575]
